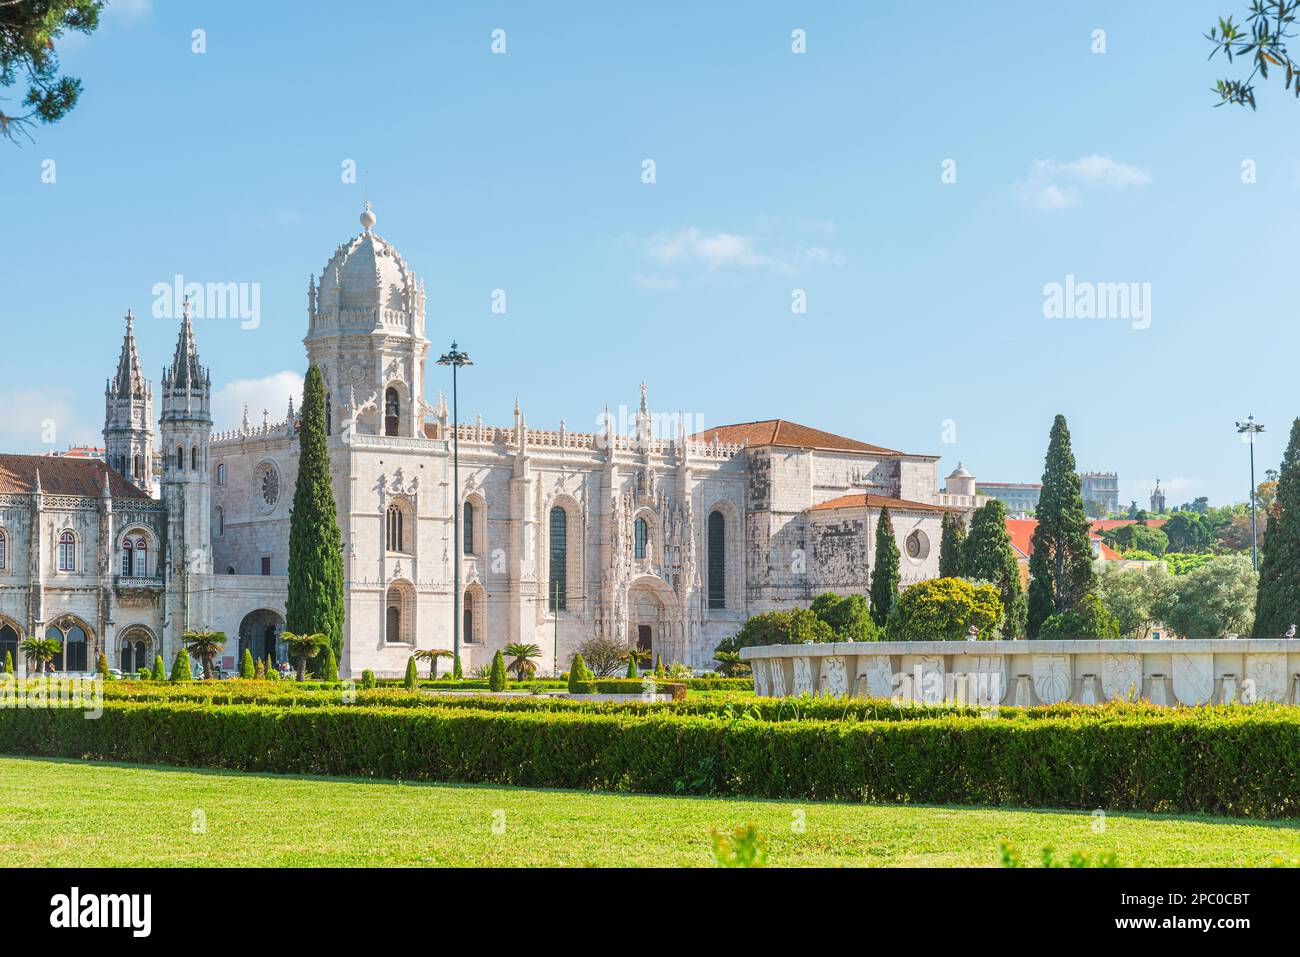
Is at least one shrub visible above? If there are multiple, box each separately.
[809,593,881,642]
[886,577,1003,641]
[241,649,256,679]
[625,654,638,678]
[151,655,166,682]
[360,669,376,690]
[136,668,150,680]
[3,700,1299,817]
[716,608,835,656]
[453,655,463,680]
[488,650,507,692]
[1037,592,1121,641]
[4,651,13,675]
[403,657,418,690]
[567,654,593,693]
[577,636,632,678]
[169,649,191,682]
[96,652,109,679]
[324,648,339,682]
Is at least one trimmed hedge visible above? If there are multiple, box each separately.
[1,700,1297,816]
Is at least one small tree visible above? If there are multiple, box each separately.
[963,500,1028,638]
[1037,593,1121,641]
[254,656,266,679]
[279,631,329,681]
[3,650,12,675]
[360,669,376,690]
[264,653,274,678]
[568,653,592,693]
[886,577,1004,641]
[1027,415,1095,636]
[403,655,418,690]
[151,655,166,682]
[20,636,59,673]
[453,654,463,680]
[169,648,192,682]
[869,507,901,626]
[1254,418,1300,638]
[713,650,749,677]
[504,643,541,681]
[241,648,256,679]
[625,652,638,678]
[810,592,881,641]
[95,651,109,679]
[182,631,228,680]
[489,649,508,691]
[414,648,453,679]
[323,647,339,682]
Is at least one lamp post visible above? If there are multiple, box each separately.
[437,342,473,669]
[1236,415,1265,570]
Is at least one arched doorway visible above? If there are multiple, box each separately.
[0,617,21,673]
[46,616,91,673]
[238,609,286,666]
[118,627,154,674]
[627,577,674,665]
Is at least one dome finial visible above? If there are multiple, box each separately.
[360,200,376,231]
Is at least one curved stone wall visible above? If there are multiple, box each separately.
[738,639,1300,706]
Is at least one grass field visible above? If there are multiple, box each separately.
[1,755,1297,867]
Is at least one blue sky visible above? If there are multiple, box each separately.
[2,0,1297,507]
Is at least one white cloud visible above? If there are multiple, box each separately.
[0,389,99,452]
[1015,155,1151,211]
[636,224,844,277]
[212,371,303,432]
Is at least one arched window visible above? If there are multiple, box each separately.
[463,602,474,644]
[191,446,199,471]
[215,463,226,486]
[175,445,184,470]
[0,529,6,570]
[634,517,649,560]
[386,504,404,552]
[57,531,75,572]
[548,506,567,611]
[386,605,400,643]
[325,393,332,436]
[0,623,18,673]
[708,510,726,609]
[133,539,148,577]
[215,506,224,537]
[120,541,132,576]
[385,582,413,643]
[133,454,143,479]
[463,501,475,554]
[384,387,400,436]
[47,620,89,672]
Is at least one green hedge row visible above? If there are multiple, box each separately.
[1,700,1297,816]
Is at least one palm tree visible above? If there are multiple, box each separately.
[504,642,542,680]
[19,636,59,674]
[414,648,454,679]
[713,650,750,678]
[279,631,329,681]
[183,631,228,680]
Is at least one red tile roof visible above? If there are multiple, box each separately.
[809,492,953,514]
[1089,519,1166,532]
[1005,518,1122,561]
[691,419,903,456]
[0,454,151,499]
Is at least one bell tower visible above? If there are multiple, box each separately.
[103,309,154,493]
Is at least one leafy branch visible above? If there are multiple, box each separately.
[1206,1,1300,109]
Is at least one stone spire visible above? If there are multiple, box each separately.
[112,309,147,398]
[164,296,207,392]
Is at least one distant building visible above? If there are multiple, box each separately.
[40,446,105,462]
[977,481,1041,516]
[1150,477,1166,514]
[1080,471,1119,517]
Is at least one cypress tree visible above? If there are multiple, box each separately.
[324,647,339,682]
[286,364,345,662]
[265,653,275,678]
[152,655,166,682]
[3,650,12,674]
[625,653,637,678]
[568,653,591,692]
[96,651,109,678]
[1026,415,1096,637]
[453,654,463,680]
[403,656,418,690]
[488,649,507,691]
[1254,418,1300,638]
[962,499,1027,637]
[938,512,967,578]
[869,506,901,626]
[241,648,256,679]
[169,648,191,682]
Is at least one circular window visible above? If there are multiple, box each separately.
[256,462,280,513]
[905,529,929,562]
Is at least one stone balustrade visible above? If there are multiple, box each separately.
[738,639,1300,706]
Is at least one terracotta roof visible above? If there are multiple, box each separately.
[690,419,903,455]
[808,493,952,514]
[1089,519,1166,532]
[1005,518,1122,562]
[0,454,151,499]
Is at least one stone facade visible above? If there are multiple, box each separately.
[0,205,970,678]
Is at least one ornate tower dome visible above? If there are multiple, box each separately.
[304,203,430,439]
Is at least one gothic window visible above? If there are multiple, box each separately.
[386,504,404,553]
[548,506,567,611]
[175,445,184,470]
[215,506,224,537]
[120,542,132,576]
[215,463,226,486]
[191,445,199,471]
[386,605,401,643]
[384,387,400,436]
[0,529,6,570]
[708,510,726,609]
[385,581,414,643]
[57,531,75,572]
[134,455,143,480]
[255,462,280,513]
[463,600,474,644]
[0,624,18,673]
[634,517,649,560]
[47,619,89,672]
[133,539,148,577]
[325,393,332,436]
[463,501,474,555]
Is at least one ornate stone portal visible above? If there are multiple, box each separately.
[739,639,1300,705]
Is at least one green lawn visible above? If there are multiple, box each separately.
[0,756,1296,866]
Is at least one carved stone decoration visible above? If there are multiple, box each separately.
[1101,653,1141,701]
[769,658,787,697]
[856,655,893,700]
[1172,653,1214,705]
[1245,653,1287,703]
[819,656,848,697]
[792,656,813,696]
[902,654,945,705]
[1032,655,1071,705]
[751,659,768,698]
[970,655,1007,704]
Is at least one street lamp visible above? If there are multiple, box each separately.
[1236,415,1265,570]
[437,342,473,670]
